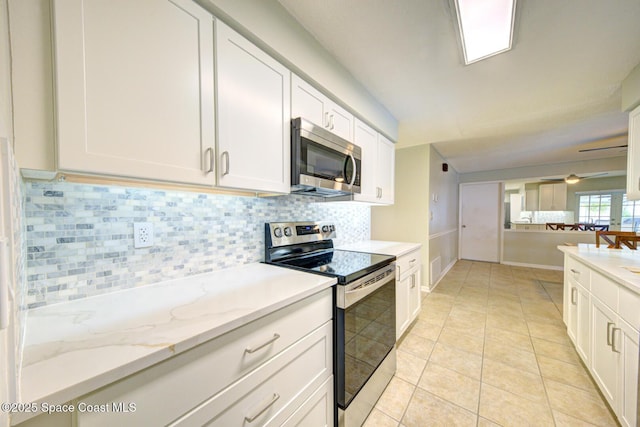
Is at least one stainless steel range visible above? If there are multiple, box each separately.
[264,221,396,427]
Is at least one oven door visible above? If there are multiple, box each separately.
[292,118,361,194]
[335,263,396,411]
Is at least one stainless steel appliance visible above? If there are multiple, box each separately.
[291,118,361,198]
[264,222,396,427]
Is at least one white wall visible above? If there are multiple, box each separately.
[428,146,459,287]
[370,144,459,290]
[371,145,430,287]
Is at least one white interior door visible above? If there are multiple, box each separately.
[460,182,501,262]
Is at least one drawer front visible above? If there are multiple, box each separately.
[170,321,333,426]
[76,288,332,427]
[619,285,640,330]
[591,270,619,311]
[567,256,591,290]
[282,376,333,427]
[397,249,420,280]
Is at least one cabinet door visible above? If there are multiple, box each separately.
[396,274,410,340]
[353,119,378,202]
[567,282,579,343]
[291,74,327,129]
[591,297,620,407]
[409,269,421,322]
[53,0,215,185]
[627,105,640,200]
[216,21,291,193]
[575,284,591,364]
[552,183,567,210]
[290,74,353,141]
[539,185,554,210]
[617,319,639,427]
[525,189,539,211]
[281,376,333,427]
[327,103,353,141]
[376,134,395,204]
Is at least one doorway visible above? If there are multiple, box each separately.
[459,182,502,262]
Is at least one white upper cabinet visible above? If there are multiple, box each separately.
[627,105,640,200]
[538,183,567,211]
[291,74,353,141]
[52,0,215,185]
[353,119,395,204]
[377,133,395,204]
[216,21,291,193]
[353,119,378,201]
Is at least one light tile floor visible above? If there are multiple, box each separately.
[364,260,618,427]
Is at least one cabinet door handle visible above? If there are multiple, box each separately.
[205,147,214,174]
[612,328,621,353]
[606,322,615,347]
[570,269,579,275]
[571,287,577,305]
[244,393,280,422]
[411,275,416,288]
[245,333,280,354]
[330,114,335,130]
[324,112,330,128]
[409,259,417,265]
[221,151,230,176]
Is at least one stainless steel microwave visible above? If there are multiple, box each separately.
[291,117,361,197]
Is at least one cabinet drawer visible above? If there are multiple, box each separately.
[397,249,420,280]
[282,376,333,427]
[567,256,591,290]
[76,288,332,427]
[619,285,640,330]
[170,321,333,426]
[591,270,618,311]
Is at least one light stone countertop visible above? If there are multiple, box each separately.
[15,263,335,424]
[558,244,640,294]
[336,240,421,257]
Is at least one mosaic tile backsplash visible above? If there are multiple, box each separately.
[24,182,371,308]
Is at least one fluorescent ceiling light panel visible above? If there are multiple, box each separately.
[455,0,516,64]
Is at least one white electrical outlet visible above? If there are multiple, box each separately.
[134,222,154,248]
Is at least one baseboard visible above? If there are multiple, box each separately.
[501,261,563,271]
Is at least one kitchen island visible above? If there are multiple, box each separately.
[503,229,597,269]
[558,244,640,427]
[13,263,336,426]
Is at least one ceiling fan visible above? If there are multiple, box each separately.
[541,172,608,184]
[578,144,628,153]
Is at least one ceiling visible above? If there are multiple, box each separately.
[277,0,640,174]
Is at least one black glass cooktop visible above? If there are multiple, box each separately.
[274,249,395,284]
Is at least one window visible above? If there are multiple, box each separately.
[578,194,611,225]
[621,195,640,232]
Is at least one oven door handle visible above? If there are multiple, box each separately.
[338,264,396,309]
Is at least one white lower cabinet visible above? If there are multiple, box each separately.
[563,254,639,427]
[14,289,336,427]
[567,278,590,363]
[169,322,332,426]
[619,318,639,427]
[591,296,619,407]
[282,376,333,427]
[396,248,421,340]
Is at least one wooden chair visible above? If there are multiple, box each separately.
[546,223,565,230]
[616,234,640,250]
[595,231,637,248]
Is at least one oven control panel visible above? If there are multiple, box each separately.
[265,221,336,247]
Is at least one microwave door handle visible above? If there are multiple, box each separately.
[348,154,356,186]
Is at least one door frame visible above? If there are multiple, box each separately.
[458,181,504,263]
